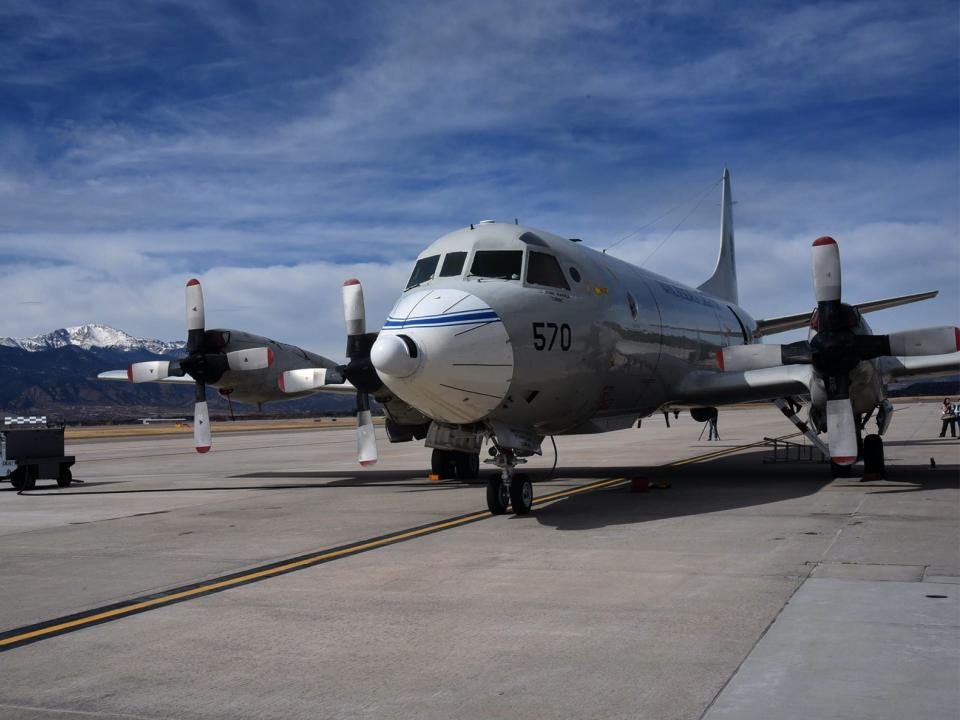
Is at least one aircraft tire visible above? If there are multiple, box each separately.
[862,434,884,475]
[486,478,509,515]
[510,473,533,516]
[431,449,455,479]
[455,452,480,480]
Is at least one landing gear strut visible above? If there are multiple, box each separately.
[485,449,533,515]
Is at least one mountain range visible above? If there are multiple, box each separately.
[0,324,184,355]
[0,324,352,423]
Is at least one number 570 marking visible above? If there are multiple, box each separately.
[532,322,571,351]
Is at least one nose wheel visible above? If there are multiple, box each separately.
[485,448,533,515]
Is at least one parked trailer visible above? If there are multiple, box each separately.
[1,425,76,491]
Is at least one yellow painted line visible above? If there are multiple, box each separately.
[0,433,793,650]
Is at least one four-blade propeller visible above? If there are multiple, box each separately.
[278,279,382,466]
[719,237,960,464]
[127,279,273,453]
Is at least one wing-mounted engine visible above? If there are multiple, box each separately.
[126,279,274,453]
[718,237,959,465]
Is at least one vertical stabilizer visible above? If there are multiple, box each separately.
[698,167,738,304]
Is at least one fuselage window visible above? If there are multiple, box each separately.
[439,251,467,277]
[469,250,523,280]
[569,267,581,283]
[526,252,570,290]
[406,255,440,290]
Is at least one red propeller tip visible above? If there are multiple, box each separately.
[186,278,201,286]
[196,446,211,454]
[360,460,376,467]
[716,350,724,371]
[343,278,360,286]
[955,328,960,352]
[126,365,133,381]
[831,455,856,465]
[812,236,837,247]
[267,348,274,366]
[277,373,285,392]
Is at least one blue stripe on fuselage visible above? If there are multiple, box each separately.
[383,309,500,329]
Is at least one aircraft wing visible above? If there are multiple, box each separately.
[877,352,960,382]
[756,290,938,336]
[670,365,814,407]
[97,370,195,384]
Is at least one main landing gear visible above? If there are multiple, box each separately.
[485,449,533,516]
[431,449,480,480]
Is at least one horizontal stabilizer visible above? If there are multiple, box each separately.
[756,290,939,336]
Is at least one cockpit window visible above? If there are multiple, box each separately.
[406,255,440,290]
[469,250,523,280]
[439,251,467,277]
[526,252,570,290]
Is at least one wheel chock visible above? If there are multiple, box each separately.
[428,473,441,482]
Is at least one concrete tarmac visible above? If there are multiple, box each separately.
[0,402,957,719]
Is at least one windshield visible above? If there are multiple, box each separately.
[526,252,569,290]
[406,255,440,290]
[469,250,523,280]
[439,251,467,277]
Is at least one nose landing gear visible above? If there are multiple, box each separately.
[485,449,533,516]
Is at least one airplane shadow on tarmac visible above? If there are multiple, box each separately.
[528,449,960,531]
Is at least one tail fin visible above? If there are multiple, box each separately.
[698,167,738,304]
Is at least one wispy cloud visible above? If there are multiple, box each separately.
[0,0,956,353]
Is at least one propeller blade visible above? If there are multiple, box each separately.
[128,360,171,383]
[343,278,366,341]
[194,382,211,453]
[826,397,857,465]
[718,341,812,372]
[186,278,206,353]
[885,326,960,357]
[194,401,211,453]
[356,392,377,467]
[225,347,274,371]
[279,368,331,393]
[718,344,783,372]
[812,236,841,303]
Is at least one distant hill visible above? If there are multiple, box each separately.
[0,325,354,423]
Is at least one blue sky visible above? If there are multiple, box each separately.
[1,0,957,358]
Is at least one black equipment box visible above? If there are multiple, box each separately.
[1,424,76,491]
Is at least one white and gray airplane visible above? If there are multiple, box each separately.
[101,169,960,515]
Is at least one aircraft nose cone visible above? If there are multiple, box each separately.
[375,289,514,424]
[370,334,420,378]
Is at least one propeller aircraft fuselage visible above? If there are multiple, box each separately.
[100,168,960,515]
[372,221,755,437]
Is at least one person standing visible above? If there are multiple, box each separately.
[941,398,958,438]
[707,408,721,441]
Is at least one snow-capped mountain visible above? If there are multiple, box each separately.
[0,324,184,355]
